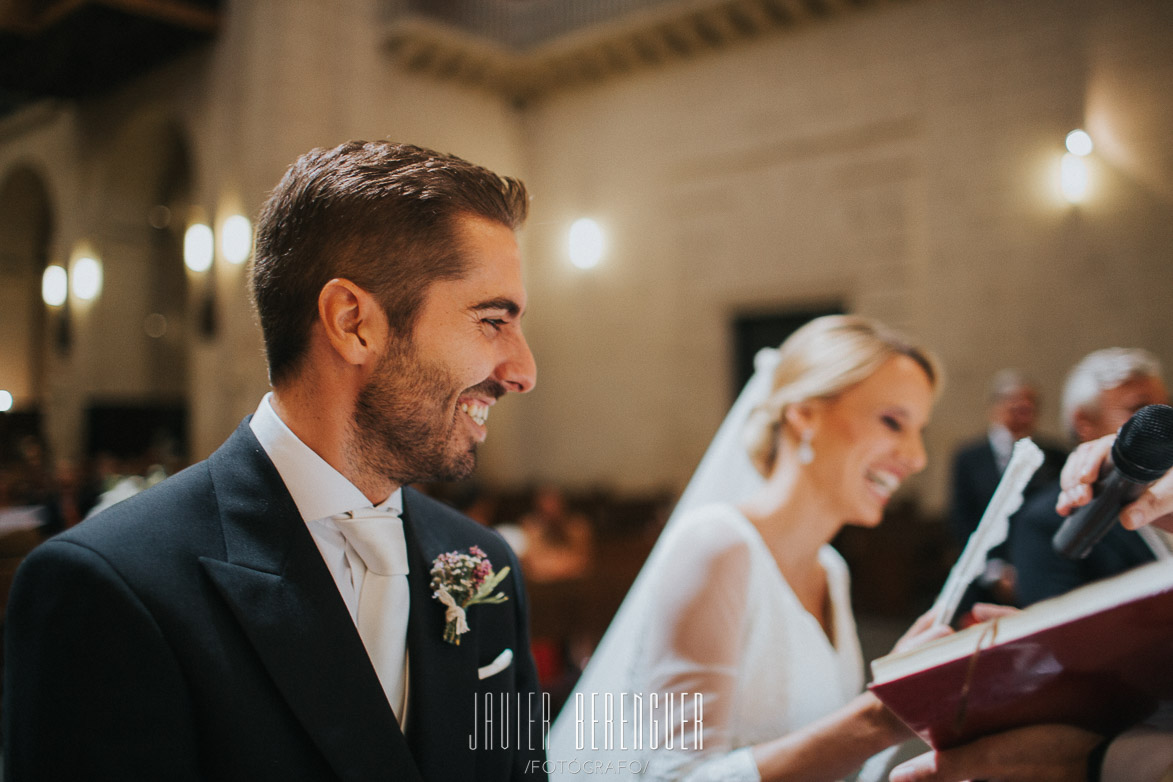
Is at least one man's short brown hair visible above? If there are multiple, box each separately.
[251,141,529,385]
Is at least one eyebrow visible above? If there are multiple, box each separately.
[472,297,522,317]
[882,405,921,421]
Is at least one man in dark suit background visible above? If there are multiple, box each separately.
[3,142,547,781]
[947,369,1066,608]
[1010,347,1170,606]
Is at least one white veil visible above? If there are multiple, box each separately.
[662,347,777,522]
[546,348,779,776]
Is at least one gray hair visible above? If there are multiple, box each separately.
[1060,348,1163,438]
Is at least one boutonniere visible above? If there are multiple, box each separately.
[430,546,511,645]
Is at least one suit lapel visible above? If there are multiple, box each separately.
[402,489,480,782]
[200,422,422,782]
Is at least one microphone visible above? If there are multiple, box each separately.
[1053,404,1173,560]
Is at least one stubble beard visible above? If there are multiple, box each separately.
[351,340,477,487]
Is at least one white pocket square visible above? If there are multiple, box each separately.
[478,648,513,680]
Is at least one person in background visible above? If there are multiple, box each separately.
[516,484,593,584]
[512,484,595,710]
[948,369,1066,607]
[36,457,101,535]
[1009,347,1169,606]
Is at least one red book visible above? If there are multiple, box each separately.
[869,559,1173,749]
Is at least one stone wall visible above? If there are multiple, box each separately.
[1,0,1170,513]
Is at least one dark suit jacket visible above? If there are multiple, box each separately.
[948,436,1067,548]
[1009,481,1158,607]
[3,420,547,781]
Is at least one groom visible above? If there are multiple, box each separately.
[3,142,546,781]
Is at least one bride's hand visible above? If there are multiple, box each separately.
[890,609,951,655]
[889,604,1017,655]
[967,602,1018,622]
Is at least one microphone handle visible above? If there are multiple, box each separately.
[1052,471,1149,560]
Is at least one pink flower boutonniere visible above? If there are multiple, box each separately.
[430,546,511,645]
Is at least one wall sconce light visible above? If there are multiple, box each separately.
[1066,129,1094,156]
[184,222,217,339]
[568,218,605,269]
[1060,129,1092,205]
[0,389,12,413]
[72,256,103,301]
[184,223,214,272]
[221,215,252,264]
[1060,155,1089,203]
[42,263,71,354]
[42,264,68,306]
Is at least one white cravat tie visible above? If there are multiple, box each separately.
[334,507,411,721]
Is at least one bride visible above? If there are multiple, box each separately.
[547,315,956,781]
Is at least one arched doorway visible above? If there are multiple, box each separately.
[0,166,54,463]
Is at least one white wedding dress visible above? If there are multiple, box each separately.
[547,503,864,780]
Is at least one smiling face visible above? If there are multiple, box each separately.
[800,355,935,527]
[350,214,536,486]
[1076,375,1169,442]
[991,385,1039,439]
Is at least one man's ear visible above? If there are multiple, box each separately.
[317,278,387,367]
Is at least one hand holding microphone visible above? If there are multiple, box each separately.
[1052,404,1173,558]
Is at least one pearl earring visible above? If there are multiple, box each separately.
[798,430,815,465]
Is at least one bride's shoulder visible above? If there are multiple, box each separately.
[672,502,760,537]
[656,503,761,568]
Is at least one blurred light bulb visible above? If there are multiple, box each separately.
[569,218,605,269]
[42,265,67,306]
[1065,129,1093,157]
[0,390,13,412]
[72,257,103,301]
[221,215,252,264]
[184,223,214,272]
[1061,153,1089,203]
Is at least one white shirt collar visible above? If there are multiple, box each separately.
[249,392,403,522]
[987,423,1015,470]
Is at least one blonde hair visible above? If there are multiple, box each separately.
[744,314,941,478]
